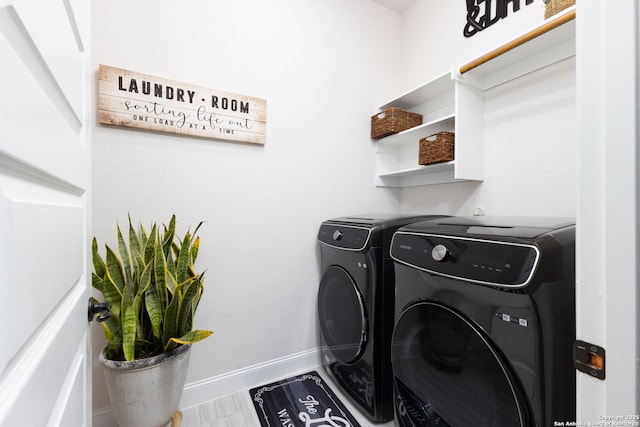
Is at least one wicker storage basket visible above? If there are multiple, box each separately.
[419,132,455,165]
[371,107,422,139]
[544,0,575,19]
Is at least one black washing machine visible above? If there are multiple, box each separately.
[389,216,576,427]
[317,214,448,423]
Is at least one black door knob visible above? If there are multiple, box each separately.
[88,297,112,323]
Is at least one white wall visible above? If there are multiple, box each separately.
[91,0,578,416]
[91,0,404,413]
[398,0,576,218]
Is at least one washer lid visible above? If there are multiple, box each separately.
[399,216,575,239]
[319,214,450,250]
[327,213,435,226]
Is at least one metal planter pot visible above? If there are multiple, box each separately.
[99,345,191,427]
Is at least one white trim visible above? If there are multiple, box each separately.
[91,347,322,427]
[576,0,639,421]
[180,347,322,409]
[90,407,114,427]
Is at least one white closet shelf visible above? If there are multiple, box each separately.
[376,161,459,187]
[373,7,576,188]
[455,7,576,90]
[376,115,455,147]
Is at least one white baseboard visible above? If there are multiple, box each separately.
[179,347,322,409]
[92,347,322,427]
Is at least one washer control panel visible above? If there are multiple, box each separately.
[318,224,371,251]
[391,232,539,287]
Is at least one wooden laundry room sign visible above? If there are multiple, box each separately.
[98,65,267,145]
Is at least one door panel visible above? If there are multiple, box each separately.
[0,0,90,424]
[11,1,84,120]
[0,293,87,426]
[318,266,368,364]
[391,302,532,427]
[0,186,83,371]
[0,24,86,185]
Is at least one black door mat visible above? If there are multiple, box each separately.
[250,370,362,427]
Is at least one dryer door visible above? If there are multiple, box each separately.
[318,266,367,364]
[391,301,533,427]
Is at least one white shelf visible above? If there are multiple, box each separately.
[373,72,479,188]
[379,73,453,111]
[373,8,576,188]
[376,161,460,187]
[377,115,455,147]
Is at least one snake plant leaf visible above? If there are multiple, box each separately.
[145,281,162,340]
[153,234,168,310]
[131,246,145,278]
[138,260,152,296]
[95,275,122,320]
[166,247,177,282]
[100,320,116,343]
[166,269,178,296]
[191,236,200,264]
[121,262,135,308]
[187,225,202,276]
[117,223,132,285]
[92,238,106,279]
[184,278,202,333]
[162,284,181,349]
[162,215,176,258]
[122,294,142,361]
[138,260,153,342]
[105,337,123,359]
[128,214,141,256]
[175,277,200,338]
[171,242,180,259]
[192,221,203,238]
[100,313,122,343]
[119,247,136,350]
[143,224,157,264]
[105,246,126,294]
[192,274,204,311]
[134,278,148,342]
[101,249,126,319]
[138,220,148,252]
[169,329,213,346]
[176,232,192,284]
[92,272,105,293]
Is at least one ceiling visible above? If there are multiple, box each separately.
[371,0,418,13]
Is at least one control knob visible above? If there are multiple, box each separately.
[332,230,343,241]
[431,244,449,262]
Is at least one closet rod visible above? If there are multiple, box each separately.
[459,9,576,74]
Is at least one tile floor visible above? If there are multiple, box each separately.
[180,367,395,427]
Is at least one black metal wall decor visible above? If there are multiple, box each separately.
[465,0,535,37]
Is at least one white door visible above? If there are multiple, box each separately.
[0,0,91,425]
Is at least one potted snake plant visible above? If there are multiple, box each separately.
[91,215,212,427]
